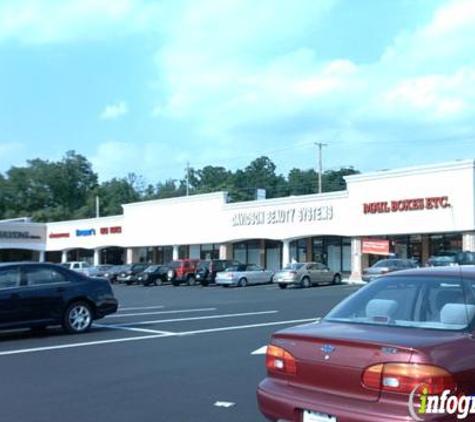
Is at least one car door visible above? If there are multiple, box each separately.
[315,263,332,284]
[0,265,23,327]
[21,264,72,324]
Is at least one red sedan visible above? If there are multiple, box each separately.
[257,266,475,421]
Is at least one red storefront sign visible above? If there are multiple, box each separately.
[362,239,390,255]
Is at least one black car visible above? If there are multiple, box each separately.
[117,264,149,285]
[195,259,241,286]
[102,264,126,284]
[427,250,475,267]
[362,258,417,282]
[138,265,168,286]
[0,262,118,334]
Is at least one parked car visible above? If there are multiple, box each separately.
[273,262,342,289]
[362,258,416,282]
[102,264,125,284]
[0,262,118,334]
[257,266,475,421]
[116,264,149,285]
[61,261,91,274]
[167,259,200,286]
[138,265,168,286]
[195,259,241,286]
[427,250,475,267]
[215,264,274,287]
[85,264,114,277]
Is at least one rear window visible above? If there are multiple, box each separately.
[283,263,304,270]
[168,261,182,269]
[325,275,474,331]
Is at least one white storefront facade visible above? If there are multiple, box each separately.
[1,160,474,280]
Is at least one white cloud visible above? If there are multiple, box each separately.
[100,101,129,120]
[0,0,162,44]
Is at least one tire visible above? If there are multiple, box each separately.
[63,301,93,334]
[238,277,248,287]
[172,280,180,287]
[186,275,196,286]
[332,274,342,285]
[154,277,163,286]
[278,283,287,289]
[301,277,311,288]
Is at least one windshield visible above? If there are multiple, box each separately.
[372,259,395,268]
[282,263,304,270]
[325,275,475,331]
[429,256,457,263]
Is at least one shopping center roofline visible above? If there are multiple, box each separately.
[344,159,475,184]
[47,214,124,227]
[121,191,228,209]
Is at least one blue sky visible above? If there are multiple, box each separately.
[1,0,474,184]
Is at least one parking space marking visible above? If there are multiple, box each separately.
[0,317,317,357]
[93,323,175,335]
[175,318,317,336]
[110,310,279,326]
[106,307,217,318]
[118,306,164,311]
[251,346,268,355]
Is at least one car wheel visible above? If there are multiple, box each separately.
[186,275,196,286]
[154,278,163,286]
[63,301,93,334]
[238,277,248,287]
[278,283,287,289]
[301,277,311,288]
[332,274,342,285]
[172,280,180,287]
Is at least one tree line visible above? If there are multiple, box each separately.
[0,151,359,222]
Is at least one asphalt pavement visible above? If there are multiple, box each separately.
[0,281,360,422]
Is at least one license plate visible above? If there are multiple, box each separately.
[303,410,337,422]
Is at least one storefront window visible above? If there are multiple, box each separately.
[265,241,282,271]
[290,239,307,263]
[233,240,261,265]
[430,233,462,255]
[200,244,219,259]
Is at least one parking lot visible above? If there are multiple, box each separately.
[0,282,359,422]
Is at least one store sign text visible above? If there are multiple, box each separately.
[49,232,70,239]
[0,231,41,240]
[100,226,122,235]
[363,196,451,215]
[232,206,333,227]
[76,229,96,237]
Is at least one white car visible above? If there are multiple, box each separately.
[215,264,274,287]
[61,261,91,274]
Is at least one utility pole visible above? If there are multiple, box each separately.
[186,161,190,196]
[315,142,328,193]
[95,195,100,218]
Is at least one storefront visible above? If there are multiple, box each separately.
[1,159,475,280]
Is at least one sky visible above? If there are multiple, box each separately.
[1,0,475,184]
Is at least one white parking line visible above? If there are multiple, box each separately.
[118,306,164,311]
[93,323,175,335]
[106,307,217,318]
[110,310,279,326]
[0,317,318,357]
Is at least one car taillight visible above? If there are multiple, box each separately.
[266,345,297,375]
[362,363,456,395]
[289,271,297,277]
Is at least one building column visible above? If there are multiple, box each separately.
[463,232,475,252]
[61,250,68,263]
[282,239,291,268]
[349,237,363,281]
[172,245,179,261]
[39,251,46,263]
[219,243,233,260]
[93,248,101,266]
[126,248,140,264]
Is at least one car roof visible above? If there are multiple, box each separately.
[384,265,475,278]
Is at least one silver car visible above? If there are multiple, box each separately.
[272,262,342,289]
[215,264,274,287]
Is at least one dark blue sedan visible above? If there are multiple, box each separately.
[0,262,118,334]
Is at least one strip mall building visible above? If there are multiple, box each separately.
[1,160,474,280]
